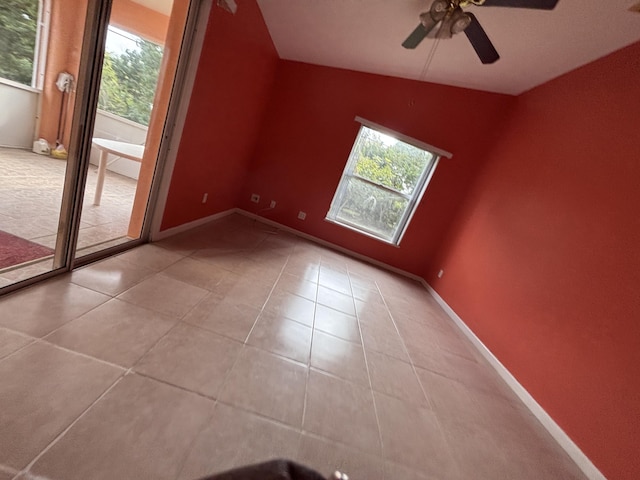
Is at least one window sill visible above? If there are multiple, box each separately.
[0,77,40,93]
[324,217,401,248]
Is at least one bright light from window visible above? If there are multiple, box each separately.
[378,132,397,147]
[326,124,440,245]
[105,26,141,55]
[98,27,163,126]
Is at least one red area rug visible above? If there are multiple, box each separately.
[0,231,54,269]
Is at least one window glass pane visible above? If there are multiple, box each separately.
[327,122,443,245]
[98,26,164,126]
[334,176,409,240]
[0,0,39,85]
[354,127,433,195]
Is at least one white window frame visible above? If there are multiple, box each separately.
[0,0,50,89]
[326,117,452,246]
[33,0,51,90]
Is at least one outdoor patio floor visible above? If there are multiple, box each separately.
[0,147,137,286]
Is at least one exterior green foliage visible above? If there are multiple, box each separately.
[98,37,163,126]
[337,177,408,238]
[334,127,434,239]
[355,128,429,195]
[0,0,38,85]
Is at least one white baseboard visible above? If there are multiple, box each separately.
[422,280,606,480]
[150,208,236,241]
[154,209,604,480]
[235,209,424,283]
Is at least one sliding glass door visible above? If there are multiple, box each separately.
[0,0,194,292]
[74,0,190,260]
[0,0,84,287]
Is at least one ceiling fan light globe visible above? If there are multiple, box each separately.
[451,14,472,33]
[432,0,449,14]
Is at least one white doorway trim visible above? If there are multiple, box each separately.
[149,0,212,240]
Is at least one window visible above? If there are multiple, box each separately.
[326,118,451,245]
[98,26,164,126]
[0,0,49,88]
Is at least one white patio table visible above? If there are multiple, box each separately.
[91,138,144,206]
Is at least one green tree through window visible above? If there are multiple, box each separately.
[98,28,163,126]
[355,127,429,195]
[0,0,39,85]
[327,124,442,245]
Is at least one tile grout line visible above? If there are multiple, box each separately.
[346,264,387,465]
[156,222,276,475]
[373,282,436,412]
[124,261,225,374]
[368,274,471,479]
[1,212,593,479]
[33,339,129,371]
[172,396,219,480]
[240,253,289,344]
[204,238,295,436]
[374,283,466,478]
[299,253,320,435]
[175,319,247,345]
[132,370,220,403]
[17,373,128,477]
[0,465,18,479]
[0,335,39,363]
[169,223,273,480]
[17,280,119,339]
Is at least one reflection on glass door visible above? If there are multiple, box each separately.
[75,24,163,254]
[0,0,190,291]
[0,0,83,288]
[76,0,188,259]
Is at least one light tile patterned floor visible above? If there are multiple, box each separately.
[0,147,136,285]
[0,214,586,480]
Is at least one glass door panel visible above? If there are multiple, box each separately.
[75,0,189,259]
[0,0,191,292]
[0,0,90,288]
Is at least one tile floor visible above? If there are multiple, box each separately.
[0,147,137,286]
[0,214,586,480]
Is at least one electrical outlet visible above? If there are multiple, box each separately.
[297,211,306,220]
[250,193,260,203]
[270,200,276,209]
[202,193,208,204]
[437,269,444,278]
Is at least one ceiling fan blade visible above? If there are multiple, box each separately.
[464,13,500,64]
[478,0,559,9]
[402,14,438,49]
[402,24,430,49]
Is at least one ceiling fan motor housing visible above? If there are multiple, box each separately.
[432,0,450,19]
[403,0,559,64]
[451,9,472,33]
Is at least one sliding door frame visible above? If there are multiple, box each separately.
[150,0,212,239]
[55,0,112,271]
[0,0,206,295]
[72,0,206,269]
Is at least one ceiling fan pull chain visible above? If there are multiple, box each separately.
[420,38,441,81]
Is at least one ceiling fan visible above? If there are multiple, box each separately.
[402,0,559,64]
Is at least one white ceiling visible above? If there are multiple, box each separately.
[257,0,640,95]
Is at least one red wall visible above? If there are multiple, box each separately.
[428,42,640,479]
[159,3,638,474]
[238,61,514,276]
[161,0,278,230]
